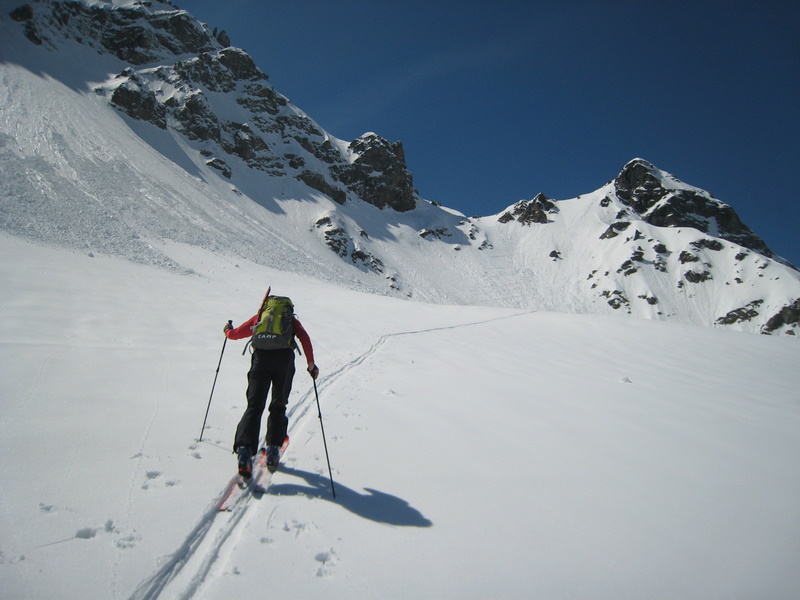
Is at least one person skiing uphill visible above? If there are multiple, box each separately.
[223,290,319,477]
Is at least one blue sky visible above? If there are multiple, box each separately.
[176,1,800,265]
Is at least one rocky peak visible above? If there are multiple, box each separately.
[498,193,558,225]
[330,133,417,212]
[613,159,668,213]
[171,47,267,94]
[10,2,420,211]
[9,1,221,64]
[613,158,773,257]
[349,133,405,169]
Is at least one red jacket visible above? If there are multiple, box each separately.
[225,314,315,366]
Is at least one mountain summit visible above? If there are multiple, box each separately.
[613,158,773,256]
[1,0,799,336]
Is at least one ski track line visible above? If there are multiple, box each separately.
[311,309,536,398]
[173,474,281,600]
[127,495,227,600]
[122,363,168,599]
[0,348,55,439]
[127,310,535,599]
[288,309,536,429]
[1,350,56,598]
[127,469,280,600]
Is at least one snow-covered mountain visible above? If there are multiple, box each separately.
[2,0,799,337]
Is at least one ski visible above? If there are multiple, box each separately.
[217,437,289,511]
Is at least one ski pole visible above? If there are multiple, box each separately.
[199,320,232,442]
[312,378,337,499]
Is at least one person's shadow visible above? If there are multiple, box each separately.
[260,466,432,527]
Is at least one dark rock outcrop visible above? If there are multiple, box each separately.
[419,227,452,239]
[599,221,631,240]
[684,269,713,283]
[14,1,219,63]
[331,134,417,212]
[614,159,773,257]
[716,300,764,325]
[297,171,346,205]
[313,215,383,272]
[109,78,167,129]
[762,298,800,334]
[498,193,557,225]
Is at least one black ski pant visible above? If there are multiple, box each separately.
[234,347,295,454]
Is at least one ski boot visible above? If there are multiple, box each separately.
[265,445,281,472]
[237,446,253,479]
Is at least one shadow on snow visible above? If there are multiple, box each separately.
[264,466,433,528]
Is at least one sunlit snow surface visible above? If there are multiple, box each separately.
[1,233,799,599]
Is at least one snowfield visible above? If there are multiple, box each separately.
[2,232,799,599]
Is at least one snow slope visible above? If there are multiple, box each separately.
[1,232,799,599]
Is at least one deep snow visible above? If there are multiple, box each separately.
[1,232,799,599]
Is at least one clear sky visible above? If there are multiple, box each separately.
[175,0,800,266]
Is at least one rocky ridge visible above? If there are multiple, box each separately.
[10,0,418,214]
[488,158,799,335]
[613,159,773,256]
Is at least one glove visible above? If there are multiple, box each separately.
[307,363,319,380]
[223,320,233,333]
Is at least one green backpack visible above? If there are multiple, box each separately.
[251,296,296,350]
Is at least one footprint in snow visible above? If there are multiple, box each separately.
[141,471,167,490]
[116,534,140,549]
[282,520,315,537]
[315,549,338,577]
[75,527,97,540]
